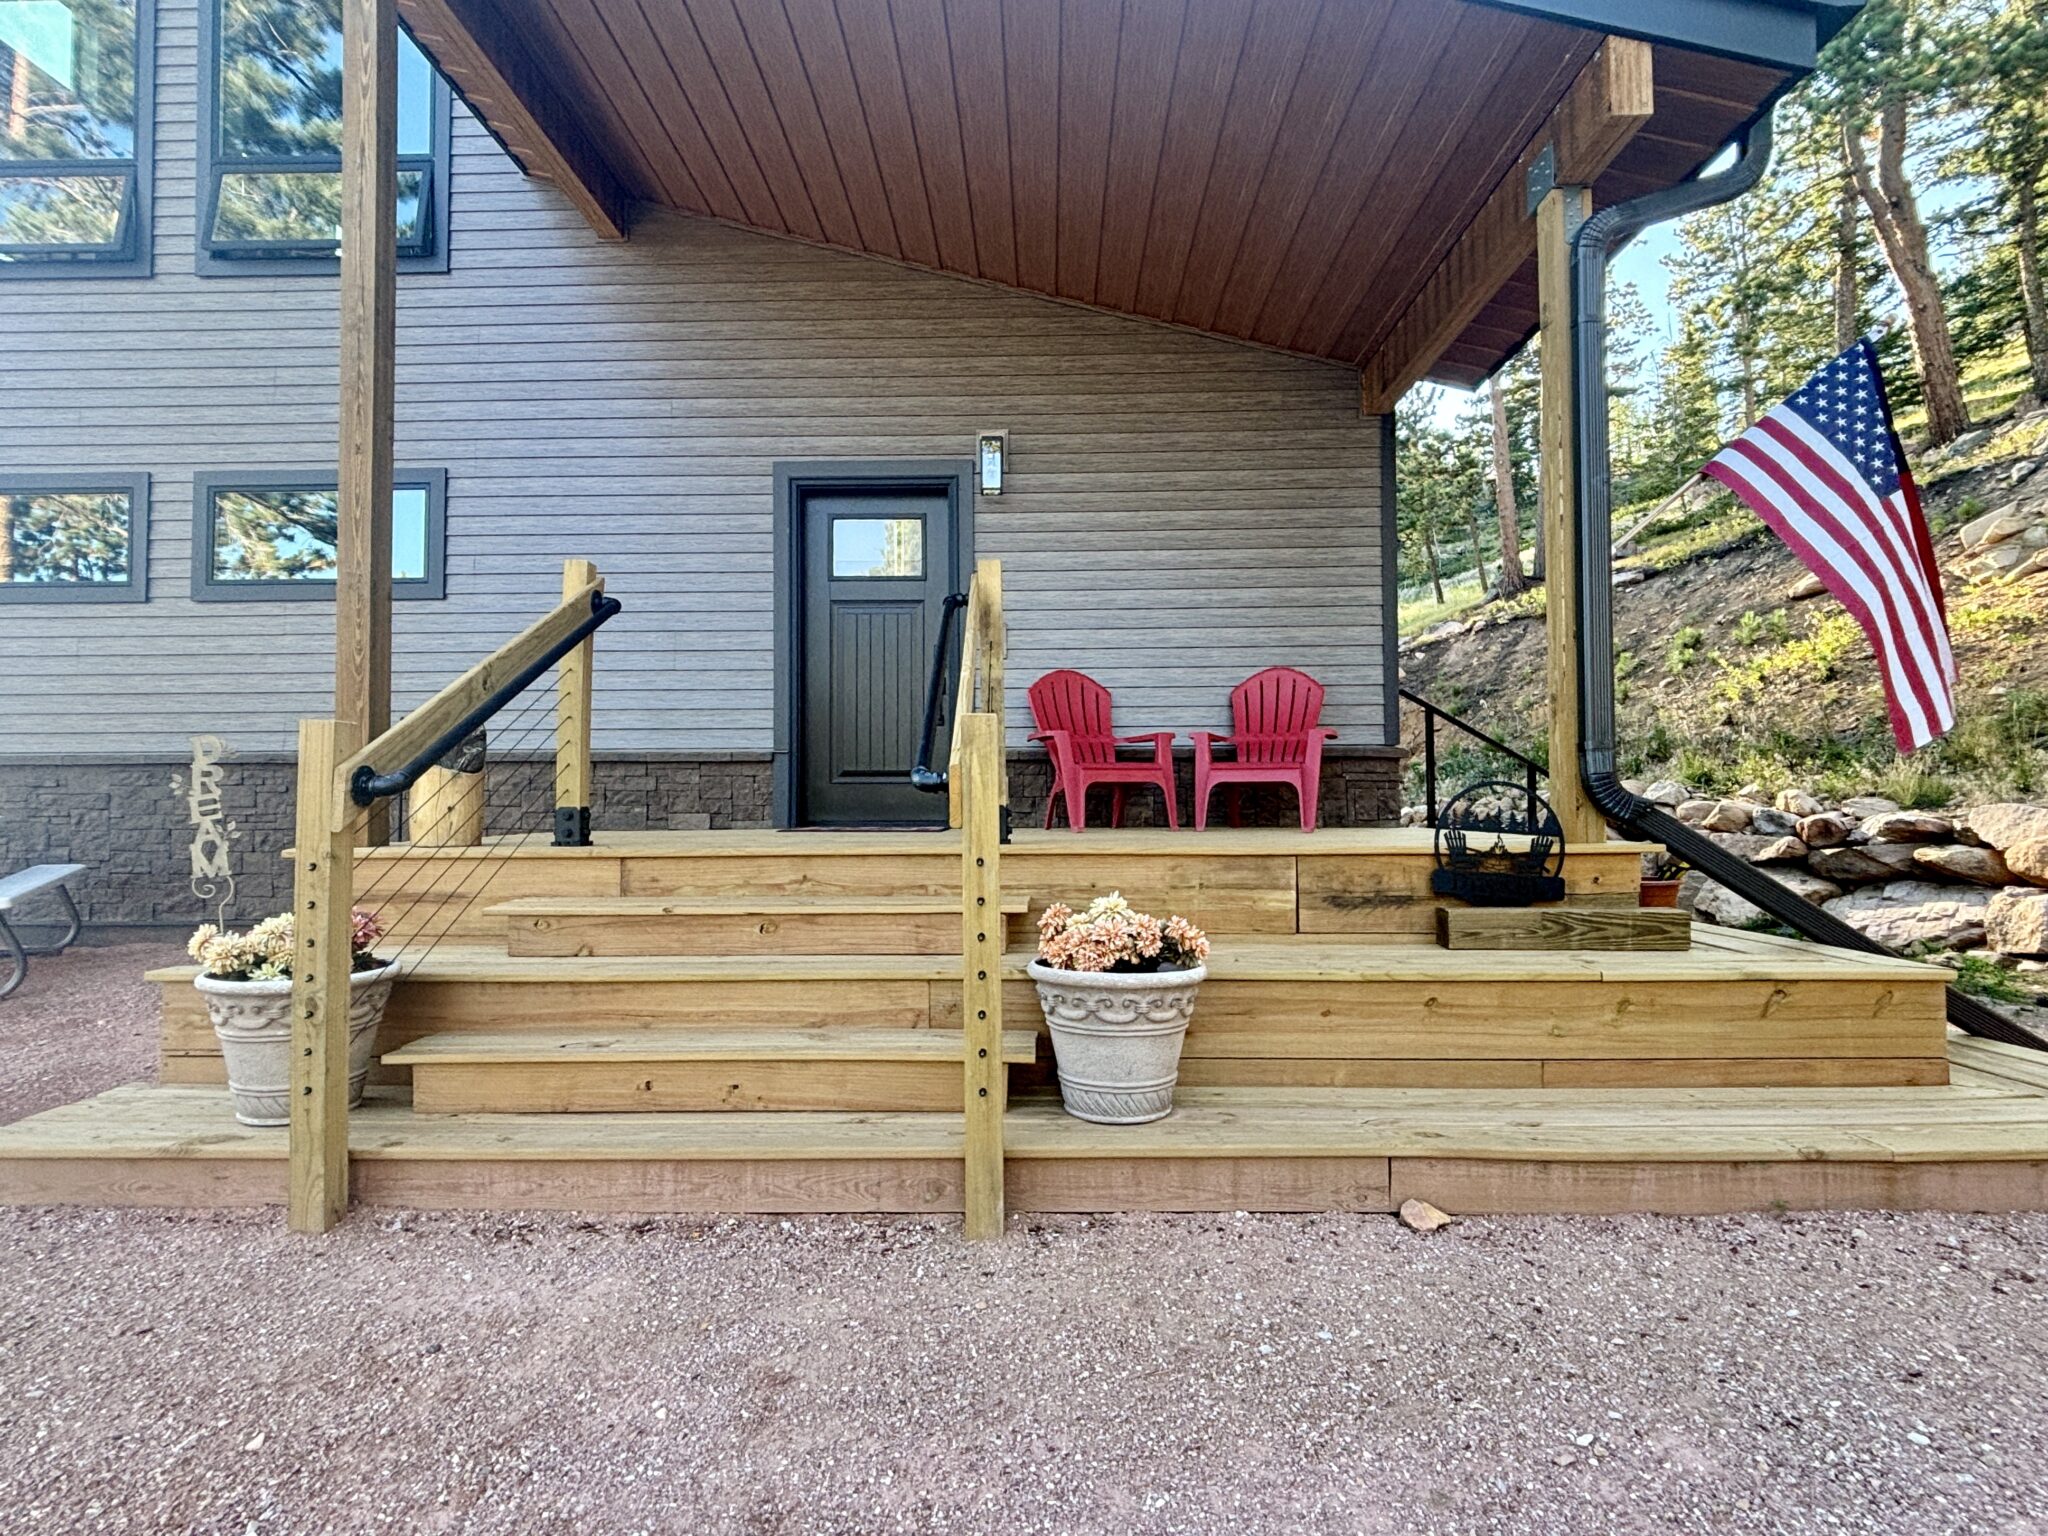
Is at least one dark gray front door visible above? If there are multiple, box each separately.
[797,482,958,825]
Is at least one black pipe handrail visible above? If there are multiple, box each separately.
[911,591,969,794]
[1398,687,1545,831]
[349,589,623,807]
[1565,111,2040,1050]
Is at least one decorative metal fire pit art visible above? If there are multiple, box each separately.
[1429,780,1567,907]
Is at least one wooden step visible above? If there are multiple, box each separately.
[384,1027,1042,1113]
[488,894,1030,957]
[147,929,1953,1093]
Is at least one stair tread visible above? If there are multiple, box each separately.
[385,1026,1040,1066]
[487,895,1031,917]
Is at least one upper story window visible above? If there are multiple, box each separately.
[199,0,450,273]
[0,476,149,602]
[0,0,153,275]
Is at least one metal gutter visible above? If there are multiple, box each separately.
[1565,111,2041,1050]
[1466,0,1860,71]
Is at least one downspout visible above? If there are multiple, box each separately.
[1568,111,2040,1049]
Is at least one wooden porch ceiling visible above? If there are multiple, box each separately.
[398,0,1790,392]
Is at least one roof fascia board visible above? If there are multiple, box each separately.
[1460,0,1847,71]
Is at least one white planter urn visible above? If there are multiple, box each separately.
[1027,960,1207,1124]
[194,961,400,1127]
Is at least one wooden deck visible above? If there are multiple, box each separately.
[4,1057,2046,1214]
[2,822,2025,1220]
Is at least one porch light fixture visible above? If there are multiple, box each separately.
[978,432,1006,495]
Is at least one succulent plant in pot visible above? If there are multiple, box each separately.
[189,909,396,1126]
[1027,893,1210,1124]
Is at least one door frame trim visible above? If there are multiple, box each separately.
[771,459,977,828]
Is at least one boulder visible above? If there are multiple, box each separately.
[1945,426,1994,456]
[1987,888,2048,958]
[1912,844,2013,886]
[1735,783,1771,804]
[1810,842,1924,883]
[1749,807,1801,838]
[2004,838,2048,887]
[2012,549,2048,582]
[1973,541,2034,574]
[1706,832,1783,862]
[1823,881,1991,951]
[1964,803,2048,852]
[2012,459,2041,487]
[1699,800,1755,833]
[1839,796,1901,820]
[1861,811,1955,843]
[1797,811,1856,849]
[1641,780,1693,809]
[1752,836,1810,864]
[1691,879,1768,927]
[1787,572,1827,601]
[1958,503,2035,550]
[1775,788,1826,818]
[1771,869,1844,905]
[1612,568,1647,587]
[1676,798,1718,827]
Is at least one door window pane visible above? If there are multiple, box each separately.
[2,486,132,585]
[831,518,923,578]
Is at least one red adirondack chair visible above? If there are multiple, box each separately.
[1028,670,1179,831]
[1192,667,1337,832]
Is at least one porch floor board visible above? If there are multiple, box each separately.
[6,1058,2047,1214]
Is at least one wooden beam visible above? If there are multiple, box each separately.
[555,558,598,841]
[1537,185,1608,851]
[1360,37,1653,413]
[397,0,632,241]
[336,0,397,844]
[960,711,1007,1240]
[288,718,356,1233]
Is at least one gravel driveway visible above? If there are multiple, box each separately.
[3,952,2047,1535]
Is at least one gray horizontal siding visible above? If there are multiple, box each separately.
[0,0,1385,760]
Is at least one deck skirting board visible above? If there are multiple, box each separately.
[350,1157,965,1213]
[1388,1158,2048,1215]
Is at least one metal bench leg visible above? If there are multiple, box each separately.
[0,887,84,1000]
[0,916,26,1001]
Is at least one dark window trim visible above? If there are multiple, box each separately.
[0,474,151,602]
[190,468,447,601]
[194,1,452,276]
[0,1,155,280]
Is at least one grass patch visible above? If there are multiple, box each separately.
[1949,952,2041,1006]
[1398,577,1489,638]
[1665,626,1706,673]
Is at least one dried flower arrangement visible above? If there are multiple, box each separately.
[1034,892,1210,974]
[189,908,387,982]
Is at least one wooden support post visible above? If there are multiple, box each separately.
[555,558,599,846]
[975,558,1007,810]
[336,0,398,844]
[1537,184,1607,851]
[288,718,357,1233]
[959,711,1006,1239]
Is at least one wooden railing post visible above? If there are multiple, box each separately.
[960,709,1006,1238]
[554,558,599,846]
[289,717,357,1233]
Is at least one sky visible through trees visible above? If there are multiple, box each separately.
[1404,0,2048,604]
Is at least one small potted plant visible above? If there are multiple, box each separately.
[1640,850,1687,908]
[1027,893,1210,1124]
[189,909,396,1126]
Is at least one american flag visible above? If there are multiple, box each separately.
[1701,338,1955,751]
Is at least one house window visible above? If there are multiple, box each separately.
[0,0,153,275]
[0,476,148,601]
[198,0,450,272]
[191,469,447,600]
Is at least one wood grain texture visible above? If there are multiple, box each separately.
[1537,184,1605,849]
[960,710,1007,1238]
[1387,1157,2048,1215]
[556,558,599,810]
[288,718,356,1231]
[336,0,398,832]
[409,1058,976,1112]
[1435,905,1690,951]
[389,0,1784,389]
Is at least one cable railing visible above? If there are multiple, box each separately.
[285,559,620,1231]
[951,558,1008,1239]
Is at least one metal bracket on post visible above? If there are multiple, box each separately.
[554,806,592,847]
[1526,142,1558,215]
